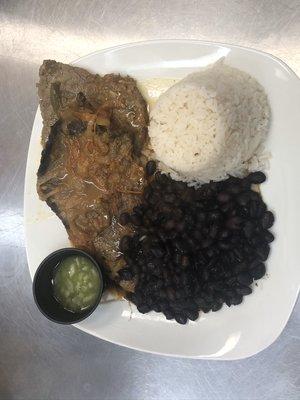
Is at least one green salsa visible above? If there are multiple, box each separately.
[53,255,101,313]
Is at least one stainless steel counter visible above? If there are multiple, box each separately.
[0,1,299,399]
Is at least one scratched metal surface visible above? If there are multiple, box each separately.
[0,1,299,399]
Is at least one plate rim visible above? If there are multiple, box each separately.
[71,39,300,80]
[24,39,300,359]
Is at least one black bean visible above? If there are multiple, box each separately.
[237,192,251,206]
[173,253,181,265]
[175,221,185,233]
[145,160,157,176]
[146,296,155,307]
[234,262,248,274]
[165,184,175,194]
[171,180,185,192]
[154,172,164,184]
[166,287,176,301]
[174,240,188,253]
[119,235,131,253]
[159,301,169,312]
[158,289,167,299]
[148,194,159,206]
[232,247,244,262]
[201,269,209,281]
[243,221,255,238]
[218,240,231,250]
[240,178,251,190]
[220,201,234,214]
[197,211,206,222]
[227,184,242,194]
[156,230,167,242]
[176,288,186,300]
[181,273,191,287]
[238,206,249,218]
[249,191,261,202]
[119,212,130,225]
[237,272,253,286]
[226,276,237,286]
[209,223,219,239]
[201,238,213,249]
[261,211,275,229]
[224,286,235,299]
[250,259,261,269]
[164,193,177,203]
[183,187,196,202]
[187,236,197,250]
[205,248,216,259]
[194,296,206,307]
[211,302,223,312]
[258,203,267,219]
[230,233,240,244]
[231,295,243,305]
[143,186,152,201]
[249,201,259,218]
[251,262,266,280]
[150,302,160,312]
[248,236,261,248]
[181,256,190,268]
[226,216,241,230]
[126,292,136,303]
[151,246,164,258]
[184,213,195,226]
[236,285,252,296]
[186,297,198,309]
[208,211,222,221]
[146,261,156,271]
[124,254,133,265]
[131,264,140,275]
[263,230,275,243]
[175,314,188,324]
[225,299,233,307]
[243,244,253,256]
[219,229,230,240]
[135,205,146,216]
[155,276,164,288]
[164,219,176,230]
[247,171,266,184]
[256,244,270,261]
[173,274,181,287]
[217,192,231,203]
[118,268,133,281]
[139,272,146,280]
[130,213,142,226]
[186,310,199,321]
[137,304,151,314]
[164,310,175,320]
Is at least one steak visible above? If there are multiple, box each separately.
[37,60,149,292]
[38,60,149,152]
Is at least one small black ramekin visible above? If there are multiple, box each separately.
[33,248,104,324]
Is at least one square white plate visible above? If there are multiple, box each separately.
[24,40,300,359]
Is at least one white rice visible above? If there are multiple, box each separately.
[149,62,271,185]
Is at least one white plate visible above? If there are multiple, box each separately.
[24,40,300,359]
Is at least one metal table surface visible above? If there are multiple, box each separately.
[0,1,299,399]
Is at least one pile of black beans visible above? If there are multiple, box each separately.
[118,162,275,324]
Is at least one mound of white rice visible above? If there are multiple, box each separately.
[149,62,270,184]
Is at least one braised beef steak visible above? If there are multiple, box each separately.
[38,60,148,150]
[37,61,149,292]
